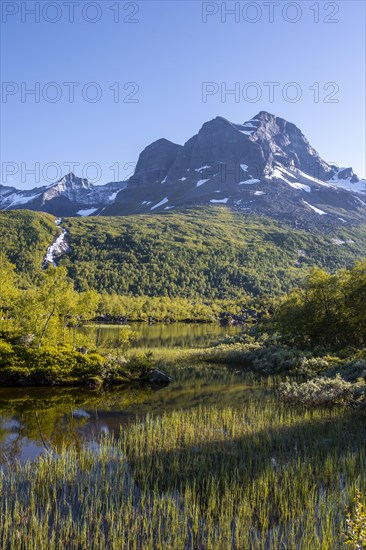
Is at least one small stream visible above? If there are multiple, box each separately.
[42,217,69,268]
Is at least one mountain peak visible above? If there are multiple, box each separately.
[1,112,365,223]
[253,110,276,120]
[130,138,182,186]
[56,172,90,189]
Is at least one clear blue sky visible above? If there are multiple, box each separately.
[1,0,365,188]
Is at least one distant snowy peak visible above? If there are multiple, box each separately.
[51,174,128,211]
[42,173,92,203]
[54,172,90,190]
[0,188,41,209]
[0,173,128,216]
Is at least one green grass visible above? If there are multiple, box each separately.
[1,391,365,549]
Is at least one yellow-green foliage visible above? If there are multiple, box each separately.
[0,338,149,386]
[2,208,366,302]
[0,253,19,303]
[0,210,59,284]
[62,208,366,298]
[276,261,366,349]
[344,493,366,549]
[1,263,99,348]
[97,294,248,321]
[0,342,107,385]
[0,260,139,386]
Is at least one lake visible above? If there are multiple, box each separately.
[0,323,244,465]
[1,324,364,548]
[81,321,243,348]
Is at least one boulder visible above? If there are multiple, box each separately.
[144,369,172,385]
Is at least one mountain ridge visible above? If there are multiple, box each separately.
[1,111,365,227]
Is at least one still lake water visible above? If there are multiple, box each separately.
[0,323,248,465]
[84,321,243,349]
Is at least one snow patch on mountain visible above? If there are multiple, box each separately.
[196,179,210,187]
[151,197,169,210]
[77,208,98,216]
[239,178,260,185]
[195,166,212,172]
[354,196,366,206]
[108,191,119,202]
[327,168,366,193]
[4,192,40,208]
[303,201,327,215]
[288,182,311,192]
[271,167,311,192]
[210,198,229,204]
[293,168,336,189]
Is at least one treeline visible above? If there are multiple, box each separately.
[97,294,258,322]
[0,252,260,327]
[276,260,366,350]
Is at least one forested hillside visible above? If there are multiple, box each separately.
[2,208,366,299]
[0,211,60,285]
[62,208,366,298]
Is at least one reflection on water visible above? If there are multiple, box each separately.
[0,323,248,465]
[0,369,260,465]
[81,322,243,349]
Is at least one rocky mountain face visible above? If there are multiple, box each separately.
[1,111,365,228]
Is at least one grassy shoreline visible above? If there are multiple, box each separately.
[1,394,365,549]
[1,332,366,394]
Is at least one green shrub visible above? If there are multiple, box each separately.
[250,346,306,375]
[328,357,366,383]
[279,375,366,407]
[344,493,366,549]
[276,262,366,350]
[0,340,126,385]
[0,339,15,359]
